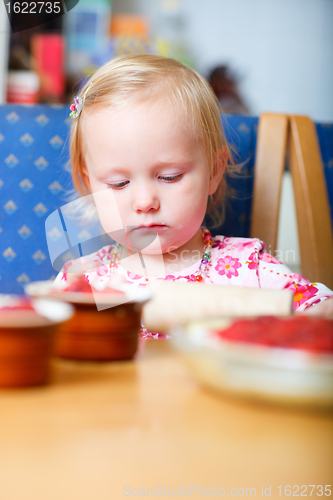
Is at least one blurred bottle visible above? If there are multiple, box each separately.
[110,14,152,57]
[155,0,193,67]
[64,0,112,80]
[31,34,65,103]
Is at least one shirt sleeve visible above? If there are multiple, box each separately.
[257,250,333,312]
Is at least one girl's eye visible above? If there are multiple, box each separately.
[106,181,129,190]
[160,174,183,182]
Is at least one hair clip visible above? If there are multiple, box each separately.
[69,95,83,119]
[69,82,93,119]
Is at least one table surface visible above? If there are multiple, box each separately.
[0,339,332,500]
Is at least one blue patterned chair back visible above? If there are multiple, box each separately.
[0,104,258,294]
[315,122,333,228]
[206,115,258,237]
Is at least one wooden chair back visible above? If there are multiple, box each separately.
[288,115,333,288]
[250,113,289,253]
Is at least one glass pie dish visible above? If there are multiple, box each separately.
[171,316,333,409]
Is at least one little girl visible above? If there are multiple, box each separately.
[55,54,333,338]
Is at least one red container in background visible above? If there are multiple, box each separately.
[7,71,40,104]
[31,34,65,102]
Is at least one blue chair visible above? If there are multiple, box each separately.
[316,122,333,228]
[0,105,287,294]
[206,114,258,239]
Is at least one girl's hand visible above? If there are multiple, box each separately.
[303,297,333,319]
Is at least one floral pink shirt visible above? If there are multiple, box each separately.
[55,236,333,339]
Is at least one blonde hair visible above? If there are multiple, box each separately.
[69,54,235,227]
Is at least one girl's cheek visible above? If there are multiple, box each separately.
[112,192,130,215]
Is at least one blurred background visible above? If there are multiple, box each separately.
[0,0,332,120]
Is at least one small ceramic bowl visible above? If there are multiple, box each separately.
[171,316,333,408]
[0,295,74,388]
[25,281,151,361]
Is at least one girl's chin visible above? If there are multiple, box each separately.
[140,247,173,256]
[120,243,179,257]
[115,231,169,254]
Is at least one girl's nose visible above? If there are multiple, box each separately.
[132,183,160,213]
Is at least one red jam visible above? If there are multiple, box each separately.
[212,316,333,354]
[64,275,125,295]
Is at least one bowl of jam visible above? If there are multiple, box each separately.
[25,276,151,361]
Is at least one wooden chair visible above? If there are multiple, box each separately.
[209,112,289,257]
[250,113,333,288]
[250,113,289,253]
[288,115,333,289]
[229,112,333,288]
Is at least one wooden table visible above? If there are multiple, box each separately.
[0,339,332,500]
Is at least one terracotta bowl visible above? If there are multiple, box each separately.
[0,296,74,388]
[25,281,151,361]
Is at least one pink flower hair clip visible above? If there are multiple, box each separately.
[69,82,93,119]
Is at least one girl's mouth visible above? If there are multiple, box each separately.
[136,225,168,232]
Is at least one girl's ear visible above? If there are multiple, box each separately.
[208,147,228,195]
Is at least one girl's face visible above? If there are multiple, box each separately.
[82,98,221,256]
